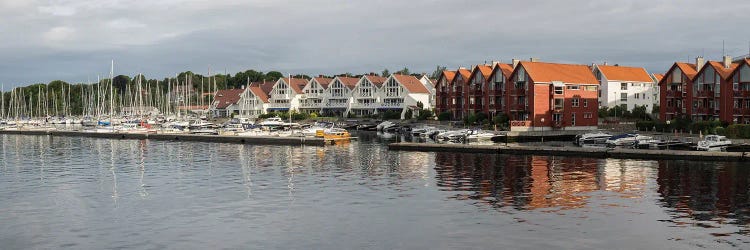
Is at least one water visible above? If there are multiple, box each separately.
[0,133,748,249]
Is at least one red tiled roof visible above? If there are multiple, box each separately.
[248,82,270,103]
[393,74,429,94]
[283,77,308,94]
[596,65,653,82]
[334,76,360,89]
[438,71,456,87]
[477,65,492,78]
[364,75,387,88]
[653,74,664,82]
[703,61,739,80]
[456,68,471,82]
[213,88,245,109]
[313,77,333,89]
[675,63,698,80]
[520,61,599,84]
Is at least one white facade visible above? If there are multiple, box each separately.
[419,75,436,109]
[594,65,658,112]
[349,76,381,116]
[268,78,304,112]
[322,77,354,116]
[237,88,268,118]
[299,78,329,114]
[379,75,431,119]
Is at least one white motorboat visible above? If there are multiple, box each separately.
[259,117,285,127]
[605,133,653,147]
[575,132,612,146]
[376,121,396,131]
[696,135,732,151]
[301,122,335,137]
[465,129,496,142]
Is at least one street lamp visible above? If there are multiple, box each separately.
[540,117,545,143]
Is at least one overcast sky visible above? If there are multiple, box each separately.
[1,0,749,88]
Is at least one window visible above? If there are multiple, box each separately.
[566,85,580,90]
[554,98,564,109]
[583,113,593,119]
[635,93,640,99]
[553,113,563,122]
[517,67,526,82]
[621,82,628,90]
[585,86,597,91]
[571,113,576,126]
[620,93,627,102]
[584,99,588,107]
[572,98,579,107]
[554,86,563,95]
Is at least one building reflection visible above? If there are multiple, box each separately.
[434,153,651,211]
[656,161,750,232]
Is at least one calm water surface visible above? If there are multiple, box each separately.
[1,133,749,249]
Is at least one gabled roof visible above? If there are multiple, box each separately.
[728,59,750,79]
[456,68,471,82]
[248,82,270,103]
[519,61,598,84]
[700,61,739,80]
[280,77,308,94]
[364,75,387,88]
[468,65,493,83]
[393,74,430,94]
[496,63,514,77]
[596,65,653,82]
[333,76,360,89]
[437,71,456,87]
[675,62,698,79]
[213,88,245,109]
[652,74,664,82]
[312,77,333,89]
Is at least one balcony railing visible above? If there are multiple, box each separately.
[694,90,714,97]
[268,102,291,108]
[324,102,348,108]
[510,120,531,127]
[271,94,290,100]
[351,102,379,109]
[381,102,404,108]
[299,102,322,108]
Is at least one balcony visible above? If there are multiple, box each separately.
[509,104,528,111]
[693,107,714,114]
[467,104,483,110]
[351,102,379,109]
[694,90,714,98]
[303,93,322,99]
[511,88,527,96]
[299,102,322,108]
[268,102,291,109]
[381,102,404,108]
[271,94,290,100]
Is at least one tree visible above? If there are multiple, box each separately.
[265,71,283,81]
[651,104,660,114]
[438,112,451,121]
[292,74,311,80]
[395,67,410,75]
[631,105,648,120]
[598,107,609,119]
[429,65,447,79]
[381,68,390,77]
[112,75,131,95]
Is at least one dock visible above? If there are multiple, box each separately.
[388,142,748,162]
[0,130,328,146]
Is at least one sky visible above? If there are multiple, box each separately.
[1,0,749,88]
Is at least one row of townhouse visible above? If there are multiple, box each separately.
[210,74,434,119]
[659,56,750,124]
[435,59,659,131]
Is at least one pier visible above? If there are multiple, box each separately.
[0,130,328,146]
[388,142,748,162]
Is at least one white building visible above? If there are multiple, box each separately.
[593,64,658,111]
[236,82,271,118]
[267,77,308,113]
[379,74,431,119]
[419,75,436,109]
[299,77,332,114]
[322,76,358,117]
[210,88,245,117]
[350,74,387,116]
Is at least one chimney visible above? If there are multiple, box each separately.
[696,56,705,69]
[723,55,732,69]
[530,57,540,62]
[458,66,466,70]
[512,59,520,68]
[603,61,608,66]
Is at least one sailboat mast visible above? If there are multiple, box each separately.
[110,60,114,129]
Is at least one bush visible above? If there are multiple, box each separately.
[438,112,451,121]
[493,113,509,130]
[715,127,726,136]
[404,109,413,119]
[416,109,434,120]
[598,107,609,119]
[636,120,655,131]
[381,110,401,120]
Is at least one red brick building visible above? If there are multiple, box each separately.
[506,61,600,131]
[434,70,455,116]
[658,61,698,121]
[726,59,750,124]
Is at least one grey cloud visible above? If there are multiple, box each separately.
[1,0,750,88]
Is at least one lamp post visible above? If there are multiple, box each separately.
[540,117,545,143]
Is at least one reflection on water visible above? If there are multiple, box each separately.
[1,133,749,249]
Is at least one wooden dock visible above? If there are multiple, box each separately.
[388,142,748,162]
[0,130,327,146]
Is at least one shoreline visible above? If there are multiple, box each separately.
[0,130,327,146]
[388,142,749,162]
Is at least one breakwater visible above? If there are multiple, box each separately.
[0,130,326,146]
[388,142,748,162]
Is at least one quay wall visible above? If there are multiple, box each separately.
[388,142,748,162]
[0,130,326,146]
